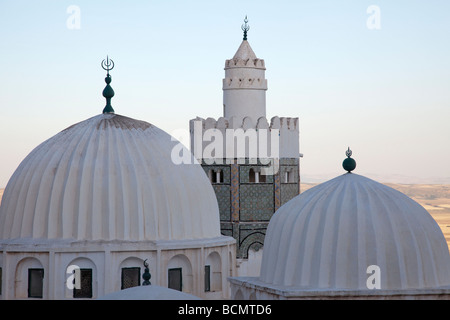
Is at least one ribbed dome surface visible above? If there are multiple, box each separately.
[260,173,450,290]
[0,113,220,241]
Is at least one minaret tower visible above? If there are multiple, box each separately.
[190,17,300,277]
[223,16,268,120]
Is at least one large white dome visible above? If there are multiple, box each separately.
[260,173,450,290]
[0,113,221,242]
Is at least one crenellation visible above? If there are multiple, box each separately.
[225,58,266,69]
[190,116,298,131]
[256,117,269,129]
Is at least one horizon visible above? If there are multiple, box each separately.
[1,1,450,188]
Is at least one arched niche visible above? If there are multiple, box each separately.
[167,254,193,293]
[205,252,222,292]
[234,288,244,300]
[14,257,45,299]
[65,257,97,299]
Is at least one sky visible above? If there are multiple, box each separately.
[0,0,449,187]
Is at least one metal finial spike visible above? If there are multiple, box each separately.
[346,147,352,158]
[101,56,115,113]
[343,147,356,173]
[101,56,115,75]
[241,15,250,40]
[142,259,151,286]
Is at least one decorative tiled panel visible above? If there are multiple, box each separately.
[237,223,269,258]
[274,171,281,211]
[239,185,274,221]
[230,163,240,221]
[202,157,301,259]
[219,222,233,238]
[213,185,231,221]
[235,158,275,166]
[279,158,299,166]
[281,183,299,206]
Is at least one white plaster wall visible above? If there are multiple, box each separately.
[0,237,235,300]
[223,90,266,120]
[236,248,263,277]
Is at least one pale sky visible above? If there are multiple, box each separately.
[1,0,450,187]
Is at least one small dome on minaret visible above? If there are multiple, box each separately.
[232,40,258,61]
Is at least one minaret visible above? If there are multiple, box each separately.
[189,17,300,277]
[223,16,267,121]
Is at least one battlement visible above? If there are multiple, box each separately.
[191,115,299,132]
[225,58,266,69]
[223,77,268,90]
[189,115,300,160]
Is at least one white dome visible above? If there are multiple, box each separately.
[260,173,450,290]
[0,113,220,242]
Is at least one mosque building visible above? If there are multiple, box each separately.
[189,17,301,277]
[0,57,236,300]
[229,150,450,299]
[1,17,449,302]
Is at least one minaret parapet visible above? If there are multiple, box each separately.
[225,58,265,69]
[189,116,298,132]
[223,76,268,90]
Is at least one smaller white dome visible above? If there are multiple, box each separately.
[97,285,201,300]
[260,173,450,290]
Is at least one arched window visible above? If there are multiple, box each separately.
[249,168,265,183]
[168,268,182,291]
[208,169,224,183]
[249,168,256,183]
[28,268,44,298]
[121,267,140,290]
[284,169,295,183]
[119,257,144,290]
[259,172,266,183]
[210,169,224,184]
[209,169,216,183]
[73,269,93,298]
